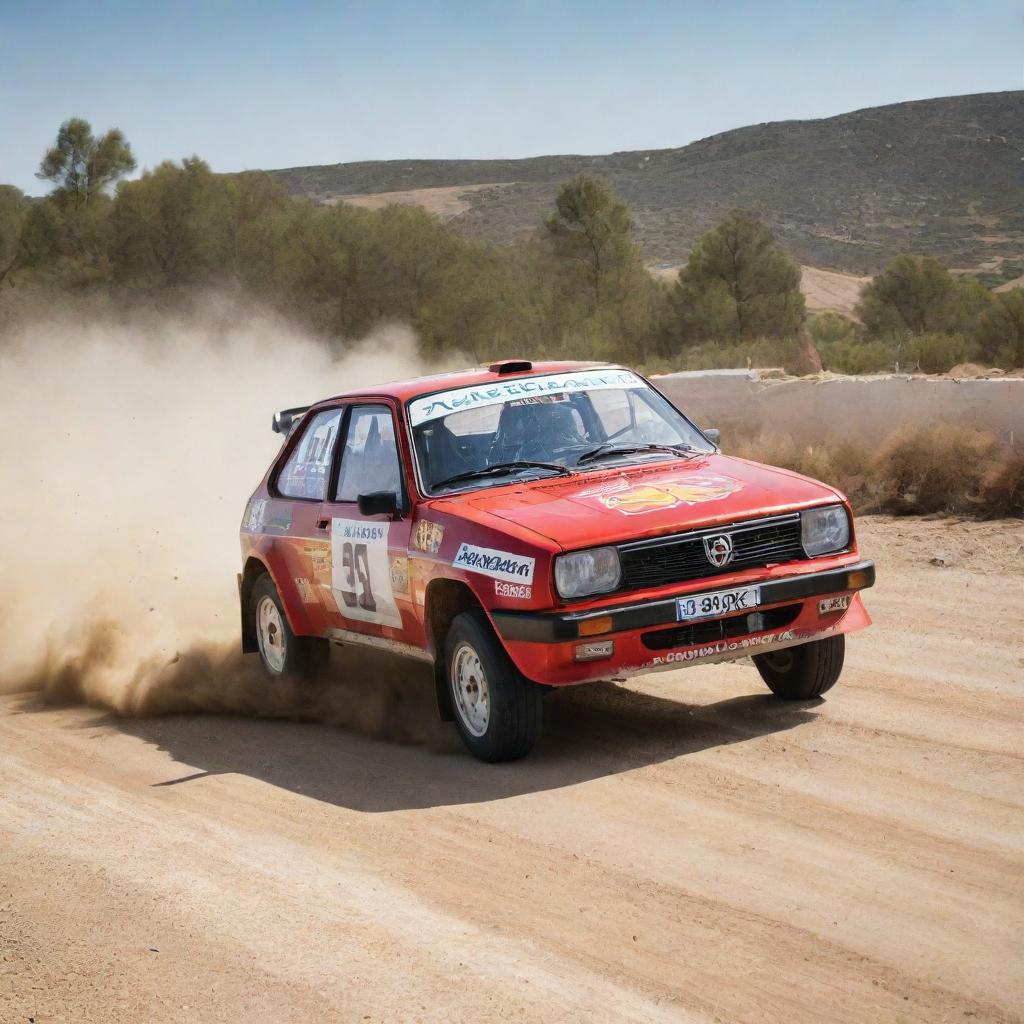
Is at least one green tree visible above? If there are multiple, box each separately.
[37,117,136,208]
[856,256,938,335]
[672,212,804,342]
[0,186,26,286]
[543,175,640,313]
[418,244,522,361]
[974,289,1024,367]
[110,157,232,286]
[934,277,992,334]
[856,256,993,339]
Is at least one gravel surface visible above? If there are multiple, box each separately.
[1,517,1021,1023]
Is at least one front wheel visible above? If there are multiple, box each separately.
[753,635,845,699]
[445,610,542,762]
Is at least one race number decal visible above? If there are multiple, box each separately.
[330,519,403,628]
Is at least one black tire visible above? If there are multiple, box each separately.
[444,609,542,762]
[753,635,845,699]
[250,574,328,681]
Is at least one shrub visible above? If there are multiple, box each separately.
[903,332,980,373]
[979,454,1024,518]
[817,336,896,374]
[726,422,1021,517]
[974,290,1024,368]
[664,336,805,374]
[810,311,859,346]
[871,423,1006,514]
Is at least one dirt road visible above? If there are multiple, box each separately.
[1,517,1022,1023]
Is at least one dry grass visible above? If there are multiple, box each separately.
[328,183,514,219]
[730,423,1023,518]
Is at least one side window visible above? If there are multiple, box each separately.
[335,405,403,502]
[277,408,343,500]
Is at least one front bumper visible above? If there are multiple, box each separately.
[493,560,875,643]
[490,560,875,686]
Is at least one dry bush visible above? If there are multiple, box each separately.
[979,454,1024,518]
[873,423,1005,514]
[654,337,806,376]
[730,431,877,509]
[728,421,1021,518]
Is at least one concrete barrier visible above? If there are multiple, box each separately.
[655,370,1024,445]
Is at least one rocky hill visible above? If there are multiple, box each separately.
[267,91,1024,275]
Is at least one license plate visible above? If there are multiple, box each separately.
[677,585,761,622]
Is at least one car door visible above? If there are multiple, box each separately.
[316,402,416,647]
[269,404,346,635]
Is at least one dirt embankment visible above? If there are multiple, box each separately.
[1,516,1021,1023]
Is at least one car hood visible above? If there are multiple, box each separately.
[438,455,842,550]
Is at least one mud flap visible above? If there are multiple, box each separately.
[434,658,454,722]
[238,572,257,653]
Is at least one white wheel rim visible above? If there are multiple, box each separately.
[256,595,287,674]
[452,642,490,737]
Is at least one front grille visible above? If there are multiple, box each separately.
[641,603,801,651]
[617,513,807,592]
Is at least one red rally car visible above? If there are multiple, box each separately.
[239,360,874,761]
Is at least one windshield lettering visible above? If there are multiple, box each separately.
[410,368,713,495]
[410,369,644,426]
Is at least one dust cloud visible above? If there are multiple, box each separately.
[0,297,451,740]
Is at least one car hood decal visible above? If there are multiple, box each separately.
[444,455,841,550]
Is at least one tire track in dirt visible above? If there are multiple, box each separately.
[1,516,1022,1022]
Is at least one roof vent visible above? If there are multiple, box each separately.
[488,359,533,375]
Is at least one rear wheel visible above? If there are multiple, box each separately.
[754,635,845,699]
[445,610,542,762]
[250,574,328,680]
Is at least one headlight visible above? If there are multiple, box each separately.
[554,546,621,599]
[801,505,850,557]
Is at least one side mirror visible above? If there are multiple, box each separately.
[703,427,721,446]
[357,491,401,518]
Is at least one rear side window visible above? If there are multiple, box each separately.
[335,405,402,501]
[277,408,343,500]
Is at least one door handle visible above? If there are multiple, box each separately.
[316,519,330,531]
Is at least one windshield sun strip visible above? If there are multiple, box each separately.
[406,367,645,428]
[404,373,706,498]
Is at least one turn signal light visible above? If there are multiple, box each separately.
[578,615,613,637]
[846,569,871,590]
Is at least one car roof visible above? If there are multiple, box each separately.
[312,360,623,406]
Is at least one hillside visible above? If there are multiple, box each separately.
[268,91,1024,275]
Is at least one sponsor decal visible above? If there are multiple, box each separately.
[294,577,316,604]
[598,474,742,514]
[646,624,850,669]
[819,595,850,615]
[302,543,331,576]
[453,543,536,584]
[262,502,293,533]
[495,580,532,600]
[508,393,569,407]
[390,556,410,594]
[651,629,799,666]
[244,497,267,531]
[408,369,645,426]
[330,518,403,628]
[411,519,445,554]
[242,496,292,533]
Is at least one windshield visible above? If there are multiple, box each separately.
[409,368,714,495]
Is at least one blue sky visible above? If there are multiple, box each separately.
[1,0,1021,194]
